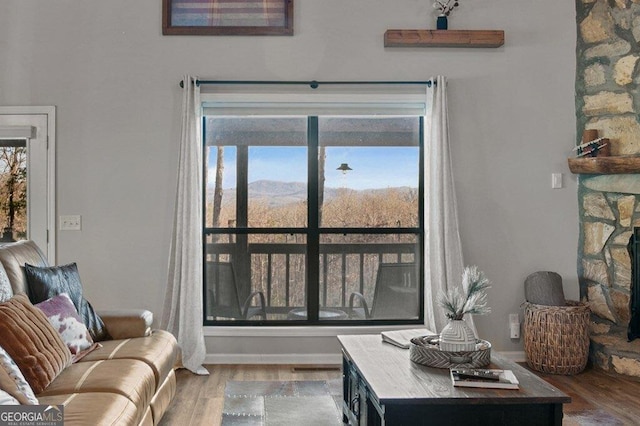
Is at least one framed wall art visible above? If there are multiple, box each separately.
[162,0,293,36]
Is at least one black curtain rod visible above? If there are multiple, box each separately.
[179,79,433,88]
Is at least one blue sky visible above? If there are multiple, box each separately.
[207,146,419,190]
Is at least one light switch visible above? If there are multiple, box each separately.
[551,173,563,189]
[60,215,81,231]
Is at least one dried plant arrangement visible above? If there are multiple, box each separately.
[433,0,460,16]
[438,266,491,320]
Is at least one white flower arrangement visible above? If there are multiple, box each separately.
[438,266,491,321]
[433,0,460,16]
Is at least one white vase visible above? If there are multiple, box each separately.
[439,319,476,352]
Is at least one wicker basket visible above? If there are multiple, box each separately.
[523,301,590,375]
[409,335,491,369]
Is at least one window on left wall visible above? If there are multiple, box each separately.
[0,140,26,242]
[0,108,55,260]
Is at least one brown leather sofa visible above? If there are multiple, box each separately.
[0,241,179,426]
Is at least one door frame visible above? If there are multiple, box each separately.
[0,106,56,262]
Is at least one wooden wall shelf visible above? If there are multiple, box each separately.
[384,29,505,48]
[568,156,640,174]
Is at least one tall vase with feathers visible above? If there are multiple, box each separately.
[438,266,491,352]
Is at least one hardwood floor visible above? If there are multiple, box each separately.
[159,365,342,425]
[159,364,640,425]
[527,365,640,425]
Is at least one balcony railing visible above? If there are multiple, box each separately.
[205,241,418,320]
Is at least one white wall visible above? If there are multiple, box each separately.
[0,0,578,359]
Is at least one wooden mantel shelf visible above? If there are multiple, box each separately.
[568,156,640,174]
[384,29,505,48]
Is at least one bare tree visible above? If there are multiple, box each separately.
[0,147,27,241]
[317,146,326,225]
[211,147,224,228]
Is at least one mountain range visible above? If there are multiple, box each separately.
[208,180,415,207]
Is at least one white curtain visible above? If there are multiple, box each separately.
[424,76,475,335]
[161,75,209,376]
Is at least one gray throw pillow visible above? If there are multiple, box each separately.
[24,263,111,341]
[524,271,566,306]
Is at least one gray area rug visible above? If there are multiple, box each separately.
[222,380,343,426]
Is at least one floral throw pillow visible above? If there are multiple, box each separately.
[35,293,95,357]
[0,345,38,405]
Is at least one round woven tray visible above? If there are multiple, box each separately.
[409,335,491,369]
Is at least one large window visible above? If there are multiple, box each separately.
[203,88,425,325]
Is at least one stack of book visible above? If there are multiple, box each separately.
[450,368,519,390]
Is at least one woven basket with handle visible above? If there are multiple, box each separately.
[523,301,590,375]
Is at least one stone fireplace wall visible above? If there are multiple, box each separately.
[577,0,640,377]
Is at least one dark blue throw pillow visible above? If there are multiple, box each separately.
[24,263,111,342]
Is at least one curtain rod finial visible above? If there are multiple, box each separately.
[179,79,200,88]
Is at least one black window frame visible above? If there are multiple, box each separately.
[203,115,425,326]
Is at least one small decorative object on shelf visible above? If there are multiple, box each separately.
[572,129,609,158]
[437,15,448,30]
[438,266,491,352]
[433,0,459,29]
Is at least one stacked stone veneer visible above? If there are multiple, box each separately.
[577,0,640,377]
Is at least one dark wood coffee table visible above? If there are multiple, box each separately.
[338,334,570,425]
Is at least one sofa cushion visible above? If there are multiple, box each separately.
[150,370,177,425]
[0,345,38,405]
[0,294,72,394]
[38,359,155,419]
[25,263,110,342]
[34,293,97,359]
[78,330,179,392]
[38,392,142,426]
[98,309,153,339]
[0,240,49,296]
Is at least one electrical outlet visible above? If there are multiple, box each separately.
[60,215,81,231]
[509,313,520,339]
[510,323,520,339]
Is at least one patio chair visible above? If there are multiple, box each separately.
[206,261,266,320]
[348,263,419,320]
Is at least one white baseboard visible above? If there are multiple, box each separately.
[205,351,526,365]
[205,353,342,365]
